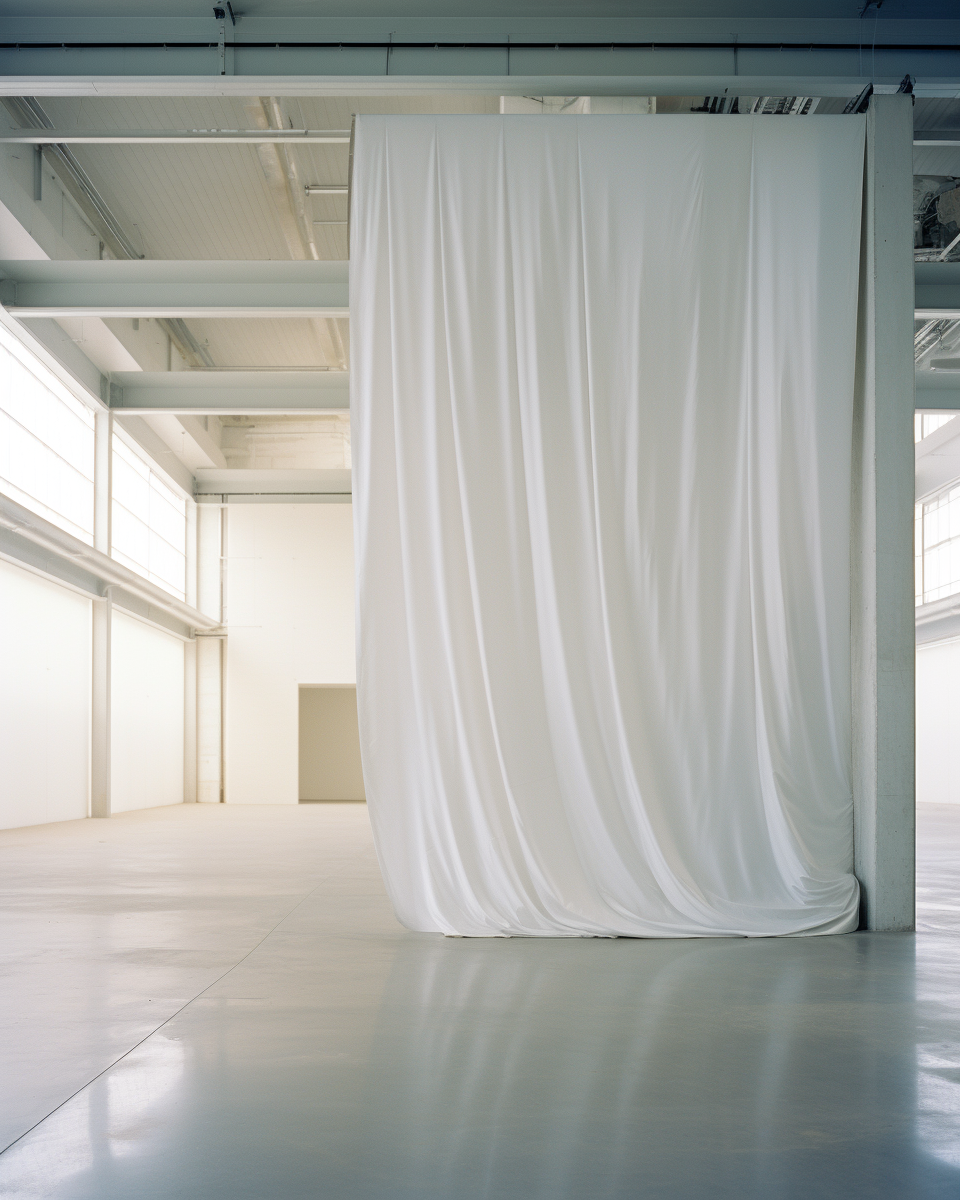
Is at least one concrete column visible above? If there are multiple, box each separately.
[183,501,198,803]
[851,93,916,930]
[196,504,223,804]
[91,409,112,819]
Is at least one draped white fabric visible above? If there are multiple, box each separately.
[351,114,865,938]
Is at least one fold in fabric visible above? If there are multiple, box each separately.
[350,114,865,937]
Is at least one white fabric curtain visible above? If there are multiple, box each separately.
[351,114,865,938]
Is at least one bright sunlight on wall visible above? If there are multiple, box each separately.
[111,435,188,600]
[916,484,960,607]
[0,323,95,543]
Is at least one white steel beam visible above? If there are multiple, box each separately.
[91,409,112,819]
[2,261,954,326]
[194,468,350,497]
[0,16,958,96]
[108,370,349,413]
[915,264,960,314]
[916,381,960,409]
[0,129,351,144]
[184,501,198,805]
[196,505,224,804]
[914,130,960,146]
[851,93,916,932]
[0,260,349,318]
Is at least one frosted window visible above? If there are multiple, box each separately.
[915,413,956,443]
[0,323,95,542]
[917,483,960,606]
[111,436,187,600]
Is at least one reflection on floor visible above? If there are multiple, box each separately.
[0,802,958,1199]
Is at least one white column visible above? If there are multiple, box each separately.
[183,500,198,804]
[91,409,112,819]
[851,93,916,930]
[196,503,223,804]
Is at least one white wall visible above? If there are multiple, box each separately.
[917,637,960,805]
[111,610,185,814]
[0,560,91,829]
[225,503,355,805]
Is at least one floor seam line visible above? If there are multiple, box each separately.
[0,879,328,1159]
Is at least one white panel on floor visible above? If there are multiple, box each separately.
[0,560,91,829]
[225,504,355,805]
[299,686,365,801]
[917,638,960,805]
[111,610,185,813]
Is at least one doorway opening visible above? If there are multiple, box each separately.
[298,685,365,802]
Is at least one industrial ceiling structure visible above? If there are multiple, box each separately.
[1,0,959,501]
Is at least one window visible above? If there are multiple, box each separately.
[915,413,956,443]
[111,436,187,600]
[916,485,960,606]
[0,323,95,542]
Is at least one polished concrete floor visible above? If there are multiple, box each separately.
[0,803,958,1199]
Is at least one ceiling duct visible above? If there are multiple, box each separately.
[914,175,960,261]
[690,96,819,115]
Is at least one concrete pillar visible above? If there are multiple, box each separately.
[196,504,224,804]
[183,640,198,804]
[183,500,198,803]
[91,409,112,819]
[851,93,916,930]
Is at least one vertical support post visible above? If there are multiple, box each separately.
[183,500,198,804]
[94,409,112,554]
[852,93,916,930]
[33,145,42,202]
[220,505,228,804]
[91,409,113,819]
[196,503,223,804]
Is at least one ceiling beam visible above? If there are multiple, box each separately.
[914,263,960,316]
[0,17,958,96]
[0,129,351,144]
[107,370,349,413]
[0,125,953,150]
[195,468,350,497]
[914,130,960,146]
[0,260,349,318]
[2,260,956,323]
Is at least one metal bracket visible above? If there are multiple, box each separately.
[843,83,874,115]
[214,9,225,75]
[212,4,236,75]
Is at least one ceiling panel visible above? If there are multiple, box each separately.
[35,93,497,265]
[180,316,348,369]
